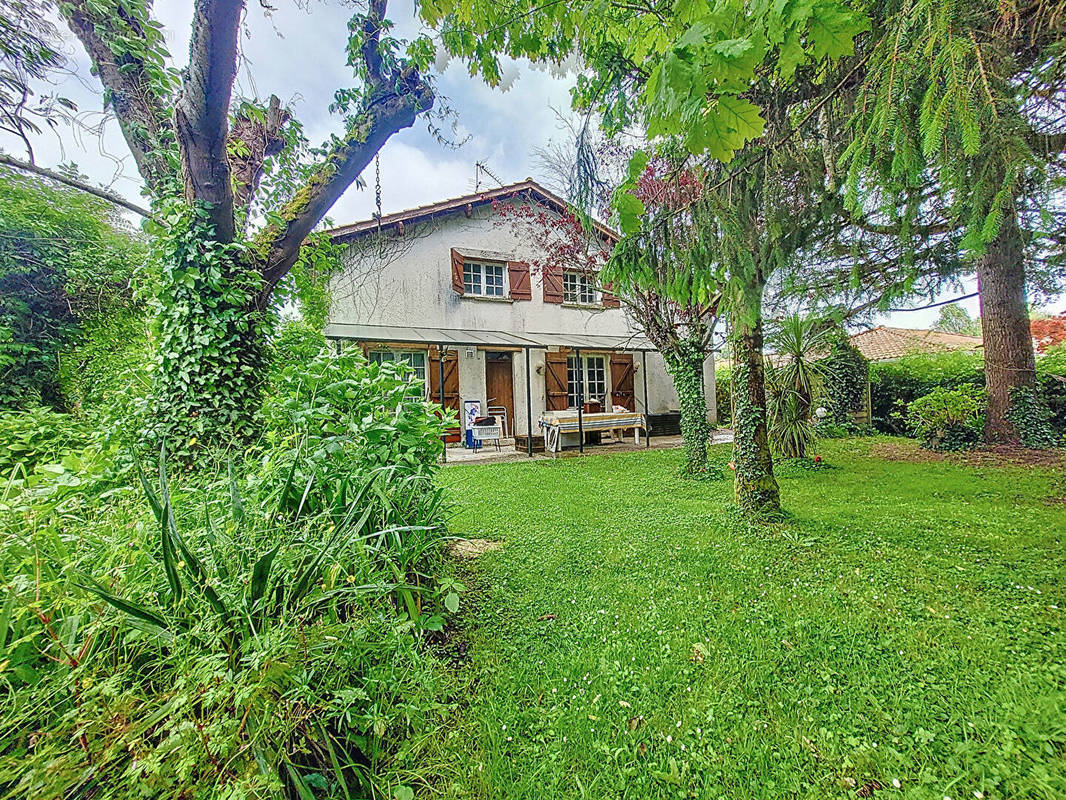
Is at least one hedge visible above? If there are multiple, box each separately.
[869,347,1066,436]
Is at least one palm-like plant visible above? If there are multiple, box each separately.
[766,315,836,458]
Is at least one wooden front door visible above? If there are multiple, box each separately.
[429,346,461,443]
[485,352,515,435]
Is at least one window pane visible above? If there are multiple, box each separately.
[463,262,481,294]
[484,264,504,296]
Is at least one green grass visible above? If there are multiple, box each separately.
[433,439,1066,800]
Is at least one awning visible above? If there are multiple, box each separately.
[323,322,657,352]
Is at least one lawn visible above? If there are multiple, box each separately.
[432,439,1065,800]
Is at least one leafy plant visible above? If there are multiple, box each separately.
[768,389,816,460]
[904,385,986,451]
[1005,385,1059,449]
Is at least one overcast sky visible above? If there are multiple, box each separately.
[8,0,1055,328]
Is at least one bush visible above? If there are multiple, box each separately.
[870,351,985,434]
[818,331,869,425]
[904,385,985,451]
[1006,385,1060,449]
[1037,344,1066,434]
[1,348,461,799]
[0,169,144,410]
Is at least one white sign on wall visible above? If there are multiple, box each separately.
[463,400,482,430]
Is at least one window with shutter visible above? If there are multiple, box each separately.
[543,264,564,303]
[544,349,570,410]
[508,261,531,300]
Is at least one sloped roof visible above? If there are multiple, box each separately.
[849,326,983,362]
[326,178,619,243]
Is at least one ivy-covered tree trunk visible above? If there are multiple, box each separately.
[977,210,1037,444]
[730,281,781,516]
[151,213,270,454]
[663,334,710,474]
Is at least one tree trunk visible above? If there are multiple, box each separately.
[977,211,1036,443]
[730,280,781,516]
[150,218,269,457]
[663,335,710,474]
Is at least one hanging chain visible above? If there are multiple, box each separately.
[375,155,384,255]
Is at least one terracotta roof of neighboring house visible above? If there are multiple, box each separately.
[326,178,619,243]
[849,326,983,362]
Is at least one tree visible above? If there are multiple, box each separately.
[51,0,435,450]
[0,0,75,163]
[0,167,144,408]
[420,0,869,515]
[934,304,982,337]
[765,315,834,459]
[514,136,721,474]
[842,0,1066,443]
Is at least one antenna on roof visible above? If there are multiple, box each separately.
[475,161,504,191]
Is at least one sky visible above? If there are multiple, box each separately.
[8,0,1055,329]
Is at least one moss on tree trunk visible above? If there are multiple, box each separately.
[150,214,270,456]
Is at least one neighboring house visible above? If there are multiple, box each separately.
[324,179,714,445]
[849,326,983,362]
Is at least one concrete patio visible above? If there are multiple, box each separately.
[442,430,734,465]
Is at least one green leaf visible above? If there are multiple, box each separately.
[444,591,460,613]
[79,579,170,630]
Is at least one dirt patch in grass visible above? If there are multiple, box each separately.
[447,537,503,559]
[870,439,1066,469]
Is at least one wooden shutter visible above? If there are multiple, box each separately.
[429,346,462,442]
[543,264,563,304]
[508,261,531,300]
[545,349,570,411]
[601,281,621,308]
[610,353,635,410]
[450,248,465,295]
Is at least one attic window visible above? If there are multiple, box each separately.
[463,260,506,297]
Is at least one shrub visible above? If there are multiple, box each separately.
[0,169,144,410]
[0,404,93,476]
[1006,385,1060,449]
[870,351,985,434]
[818,332,869,425]
[1,347,461,799]
[1037,344,1066,434]
[1,445,456,799]
[904,385,985,451]
[768,389,816,458]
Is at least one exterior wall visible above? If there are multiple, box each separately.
[328,200,717,435]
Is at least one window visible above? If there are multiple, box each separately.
[563,270,598,305]
[566,354,607,408]
[463,260,506,297]
[368,350,427,384]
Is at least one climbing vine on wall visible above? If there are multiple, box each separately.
[147,203,271,459]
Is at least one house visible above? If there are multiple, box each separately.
[323,179,715,449]
[849,326,983,362]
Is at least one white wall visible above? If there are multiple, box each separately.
[328,200,717,435]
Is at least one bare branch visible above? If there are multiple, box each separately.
[0,153,153,218]
[175,0,244,242]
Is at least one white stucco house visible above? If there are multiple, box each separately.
[324,179,715,451]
